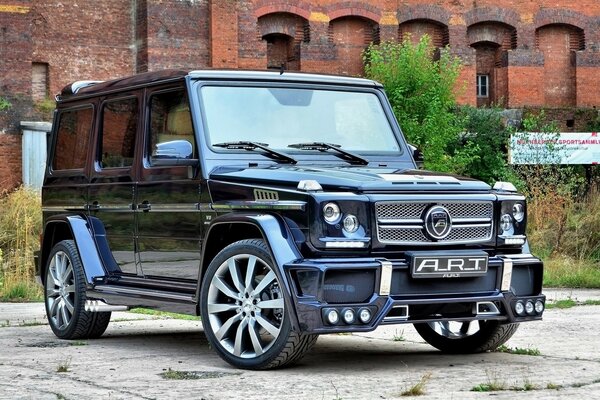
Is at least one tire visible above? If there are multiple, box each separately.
[200,239,318,370]
[413,320,519,353]
[44,240,111,339]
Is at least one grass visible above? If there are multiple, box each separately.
[495,345,541,356]
[400,372,432,396]
[129,308,198,320]
[56,357,71,373]
[543,258,600,288]
[392,329,405,342]
[159,368,238,380]
[0,187,43,302]
[545,298,600,309]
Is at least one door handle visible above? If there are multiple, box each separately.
[137,201,151,211]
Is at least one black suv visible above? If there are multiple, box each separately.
[36,70,544,369]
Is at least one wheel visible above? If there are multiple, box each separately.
[413,320,519,353]
[200,239,317,370]
[44,240,111,339]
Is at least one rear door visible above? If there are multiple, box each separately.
[135,85,203,283]
[88,94,140,276]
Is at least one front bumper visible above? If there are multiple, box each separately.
[284,253,545,334]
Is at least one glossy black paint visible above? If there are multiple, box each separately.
[38,70,544,333]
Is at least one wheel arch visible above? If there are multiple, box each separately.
[197,213,303,328]
[40,215,108,286]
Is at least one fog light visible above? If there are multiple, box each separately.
[358,308,372,324]
[515,301,525,316]
[512,203,525,222]
[525,300,535,315]
[342,308,355,324]
[326,309,339,325]
[535,300,544,314]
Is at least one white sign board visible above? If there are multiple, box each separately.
[510,132,600,165]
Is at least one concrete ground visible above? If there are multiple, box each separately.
[1,289,599,400]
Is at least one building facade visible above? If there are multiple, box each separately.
[1,0,599,188]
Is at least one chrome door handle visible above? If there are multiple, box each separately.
[137,202,151,211]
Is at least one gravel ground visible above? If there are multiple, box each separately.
[1,289,599,400]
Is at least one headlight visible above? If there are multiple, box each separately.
[512,203,525,222]
[500,214,514,234]
[323,202,341,224]
[343,214,359,233]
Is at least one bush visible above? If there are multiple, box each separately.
[0,186,42,301]
[363,36,475,173]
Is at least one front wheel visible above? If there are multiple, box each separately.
[200,239,317,369]
[414,320,519,353]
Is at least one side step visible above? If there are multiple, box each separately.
[85,300,129,312]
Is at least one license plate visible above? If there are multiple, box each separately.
[407,251,489,279]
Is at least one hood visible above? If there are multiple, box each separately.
[209,165,491,192]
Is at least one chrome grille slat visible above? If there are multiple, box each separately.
[375,200,494,245]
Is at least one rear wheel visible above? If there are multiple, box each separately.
[44,240,111,339]
[200,239,317,369]
[414,320,519,353]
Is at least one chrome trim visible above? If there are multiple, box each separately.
[473,301,501,316]
[377,218,423,224]
[453,217,492,224]
[383,305,409,322]
[93,285,194,302]
[136,204,199,212]
[501,258,513,291]
[42,206,87,212]
[379,260,393,296]
[85,300,129,312]
[212,200,306,211]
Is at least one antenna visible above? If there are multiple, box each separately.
[280,63,285,75]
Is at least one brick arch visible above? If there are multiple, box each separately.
[329,16,380,76]
[397,5,450,26]
[253,1,311,21]
[257,12,309,40]
[464,7,520,28]
[258,12,310,71]
[468,22,517,49]
[326,2,381,24]
[534,9,587,31]
[399,19,449,48]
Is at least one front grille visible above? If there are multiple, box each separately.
[375,200,494,245]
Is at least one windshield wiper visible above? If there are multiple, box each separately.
[288,142,369,166]
[213,141,297,164]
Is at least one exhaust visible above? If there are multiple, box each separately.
[474,301,500,316]
[85,300,129,312]
[383,305,409,322]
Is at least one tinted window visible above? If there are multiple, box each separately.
[148,90,195,165]
[99,97,138,168]
[53,106,93,170]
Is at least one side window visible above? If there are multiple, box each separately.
[53,106,93,171]
[149,90,195,165]
[99,97,138,169]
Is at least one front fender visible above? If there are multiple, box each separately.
[40,215,108,285]
[199,213,303,329]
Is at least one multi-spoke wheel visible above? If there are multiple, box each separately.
[200,239,317,369]
[414,320,519,353]
[44,240,111,339]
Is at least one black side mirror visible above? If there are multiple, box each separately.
[408,144,424,169]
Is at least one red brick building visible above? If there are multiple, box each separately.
[1,0,599,188]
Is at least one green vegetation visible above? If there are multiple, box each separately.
[495,345,541,356]
[159,368,238,380]
[392,329,405,342]
[56,357,71,373]
[400,372,432,396]
[0,186,43,301]
[0,96,12,111]
[129,308,198,321]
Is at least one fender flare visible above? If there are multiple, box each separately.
[40,215,108,285]
[198,213,303,330]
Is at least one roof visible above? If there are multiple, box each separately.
[59,69,382,100]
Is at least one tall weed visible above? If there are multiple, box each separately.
[0,186,42,300]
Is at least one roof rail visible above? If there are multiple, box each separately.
[57,80,104,100]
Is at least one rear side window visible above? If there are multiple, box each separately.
[52,106,93,171]
[99,97,138,169]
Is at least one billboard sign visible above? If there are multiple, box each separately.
[510,132,600,165]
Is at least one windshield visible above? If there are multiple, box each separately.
[199,86,401,154]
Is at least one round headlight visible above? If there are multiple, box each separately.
[323,202,341,224]
[525,300,535,315]
[343,214,359,233]
[342,308,355,324]
[326,309,339,325]
[535,300,544,314]
[500,214,513,233]
[515,301,525,316]
[358,308,372,324]
[512,203,525,222]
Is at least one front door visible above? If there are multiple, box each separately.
[136,87,203,283]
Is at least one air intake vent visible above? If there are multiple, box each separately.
[254,189,279,201]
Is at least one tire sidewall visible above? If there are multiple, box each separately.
[44,240,86,339]
[200,239,293,369]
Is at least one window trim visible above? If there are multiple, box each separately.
[476,74,489,98]
[97,95,140,171]
[50,104,95,173]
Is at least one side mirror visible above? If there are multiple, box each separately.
[408,144,424,169]
[153,139,198,166]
